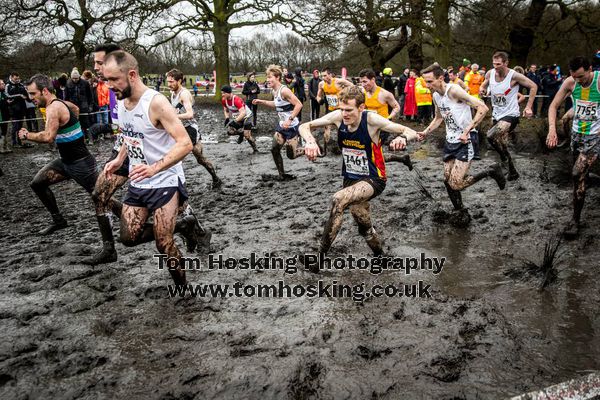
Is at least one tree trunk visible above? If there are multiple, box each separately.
[212,19,230,99]
[508,0,548,66]
[433,0,451,67]
[408,26,424,71]
[73,26,87,71]
[408,0,425,71]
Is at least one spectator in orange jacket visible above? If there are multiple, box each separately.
[464,63,484,98]
[96,79,110,124]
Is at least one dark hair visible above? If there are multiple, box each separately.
[421,63,444,78]
[358,68,376,79]
[94,43,122,54]
[26,74,55,94]
[104,50,138,72]
[493,51,509,62]
[247,71,255,80]
[569,57,591,72]
[323,66,332,74]
[10,72,19,78]
[166,68,184,82]
[221,85,232,93]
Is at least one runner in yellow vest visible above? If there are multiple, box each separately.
[359,68,413,170]
[316,67,353,155]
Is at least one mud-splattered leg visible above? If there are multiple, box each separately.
[30,161,69,235]
[566,153,598,238]
[350,201,382,256]
[487,121,518,180]
[320,181,374,254]
[244,129,258,153]
[153,192,187,285]
[192,142,222,188]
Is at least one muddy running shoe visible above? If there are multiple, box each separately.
[179,215,199,252]
[563,219,579,240]
[181,205,211,253]
[236,132,244,144]
[506,170,520,181]
[275,173,296,181]
[82,241,117,265]
[488,163,506,190]
[40,213,68,235]
[212,178,223,190]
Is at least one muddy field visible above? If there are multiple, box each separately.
[0,103,599,400]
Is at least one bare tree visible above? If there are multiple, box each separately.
[4,0,155,70]
[149,0,292,97]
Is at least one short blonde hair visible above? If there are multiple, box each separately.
[266,65,283,80]
[338,86,365,107]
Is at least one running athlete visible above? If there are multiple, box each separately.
[102,50,197,285]
[546,56,600,238]
[166,69,222,188]
[299,86,418,261]
[359,68,413,170]
[18,74,103,237]
[315,67,354,155]
[479,51,538,181]
[448,68,468,91]
[221,85,258,153]
[83,43,127,265]
[418,63,506,214]
[253,65,317,180]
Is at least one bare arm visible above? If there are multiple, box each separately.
[419,103,444,140]
[512,72,537,116]
[335,78,354,90]
[253,99,276,109]
[282,87,303,123]
[177,90,195,120]
[366,112,418,151]
[383,89,401,120]
[316,81,324,103]
[299,111,342,160]
[129,95,192,183]
[479,70,491,98]
[546,78,575,148]
[449,85,489,133]
[299,110,342,134]
[19,103,61,143]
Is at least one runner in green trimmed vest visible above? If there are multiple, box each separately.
[547,56,600,238]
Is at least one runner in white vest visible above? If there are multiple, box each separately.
[417,63,506,217]
[479,51,538,181]
[166,68,222,189]
[103,50,200,286]
[253,64,310,181]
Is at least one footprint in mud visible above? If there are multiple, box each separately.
[288,360,324,400]
[425,351,468,383]
[144,286,169,299]
[355,345,392,361]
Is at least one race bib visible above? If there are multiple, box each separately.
[326,94,338,108]
[123,136,147,166]
[575,100,598,122]
[342,148,369,176]
[112,133,123,152]
[492,94,507,107]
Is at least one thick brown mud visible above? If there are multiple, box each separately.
[0,105,598,399]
